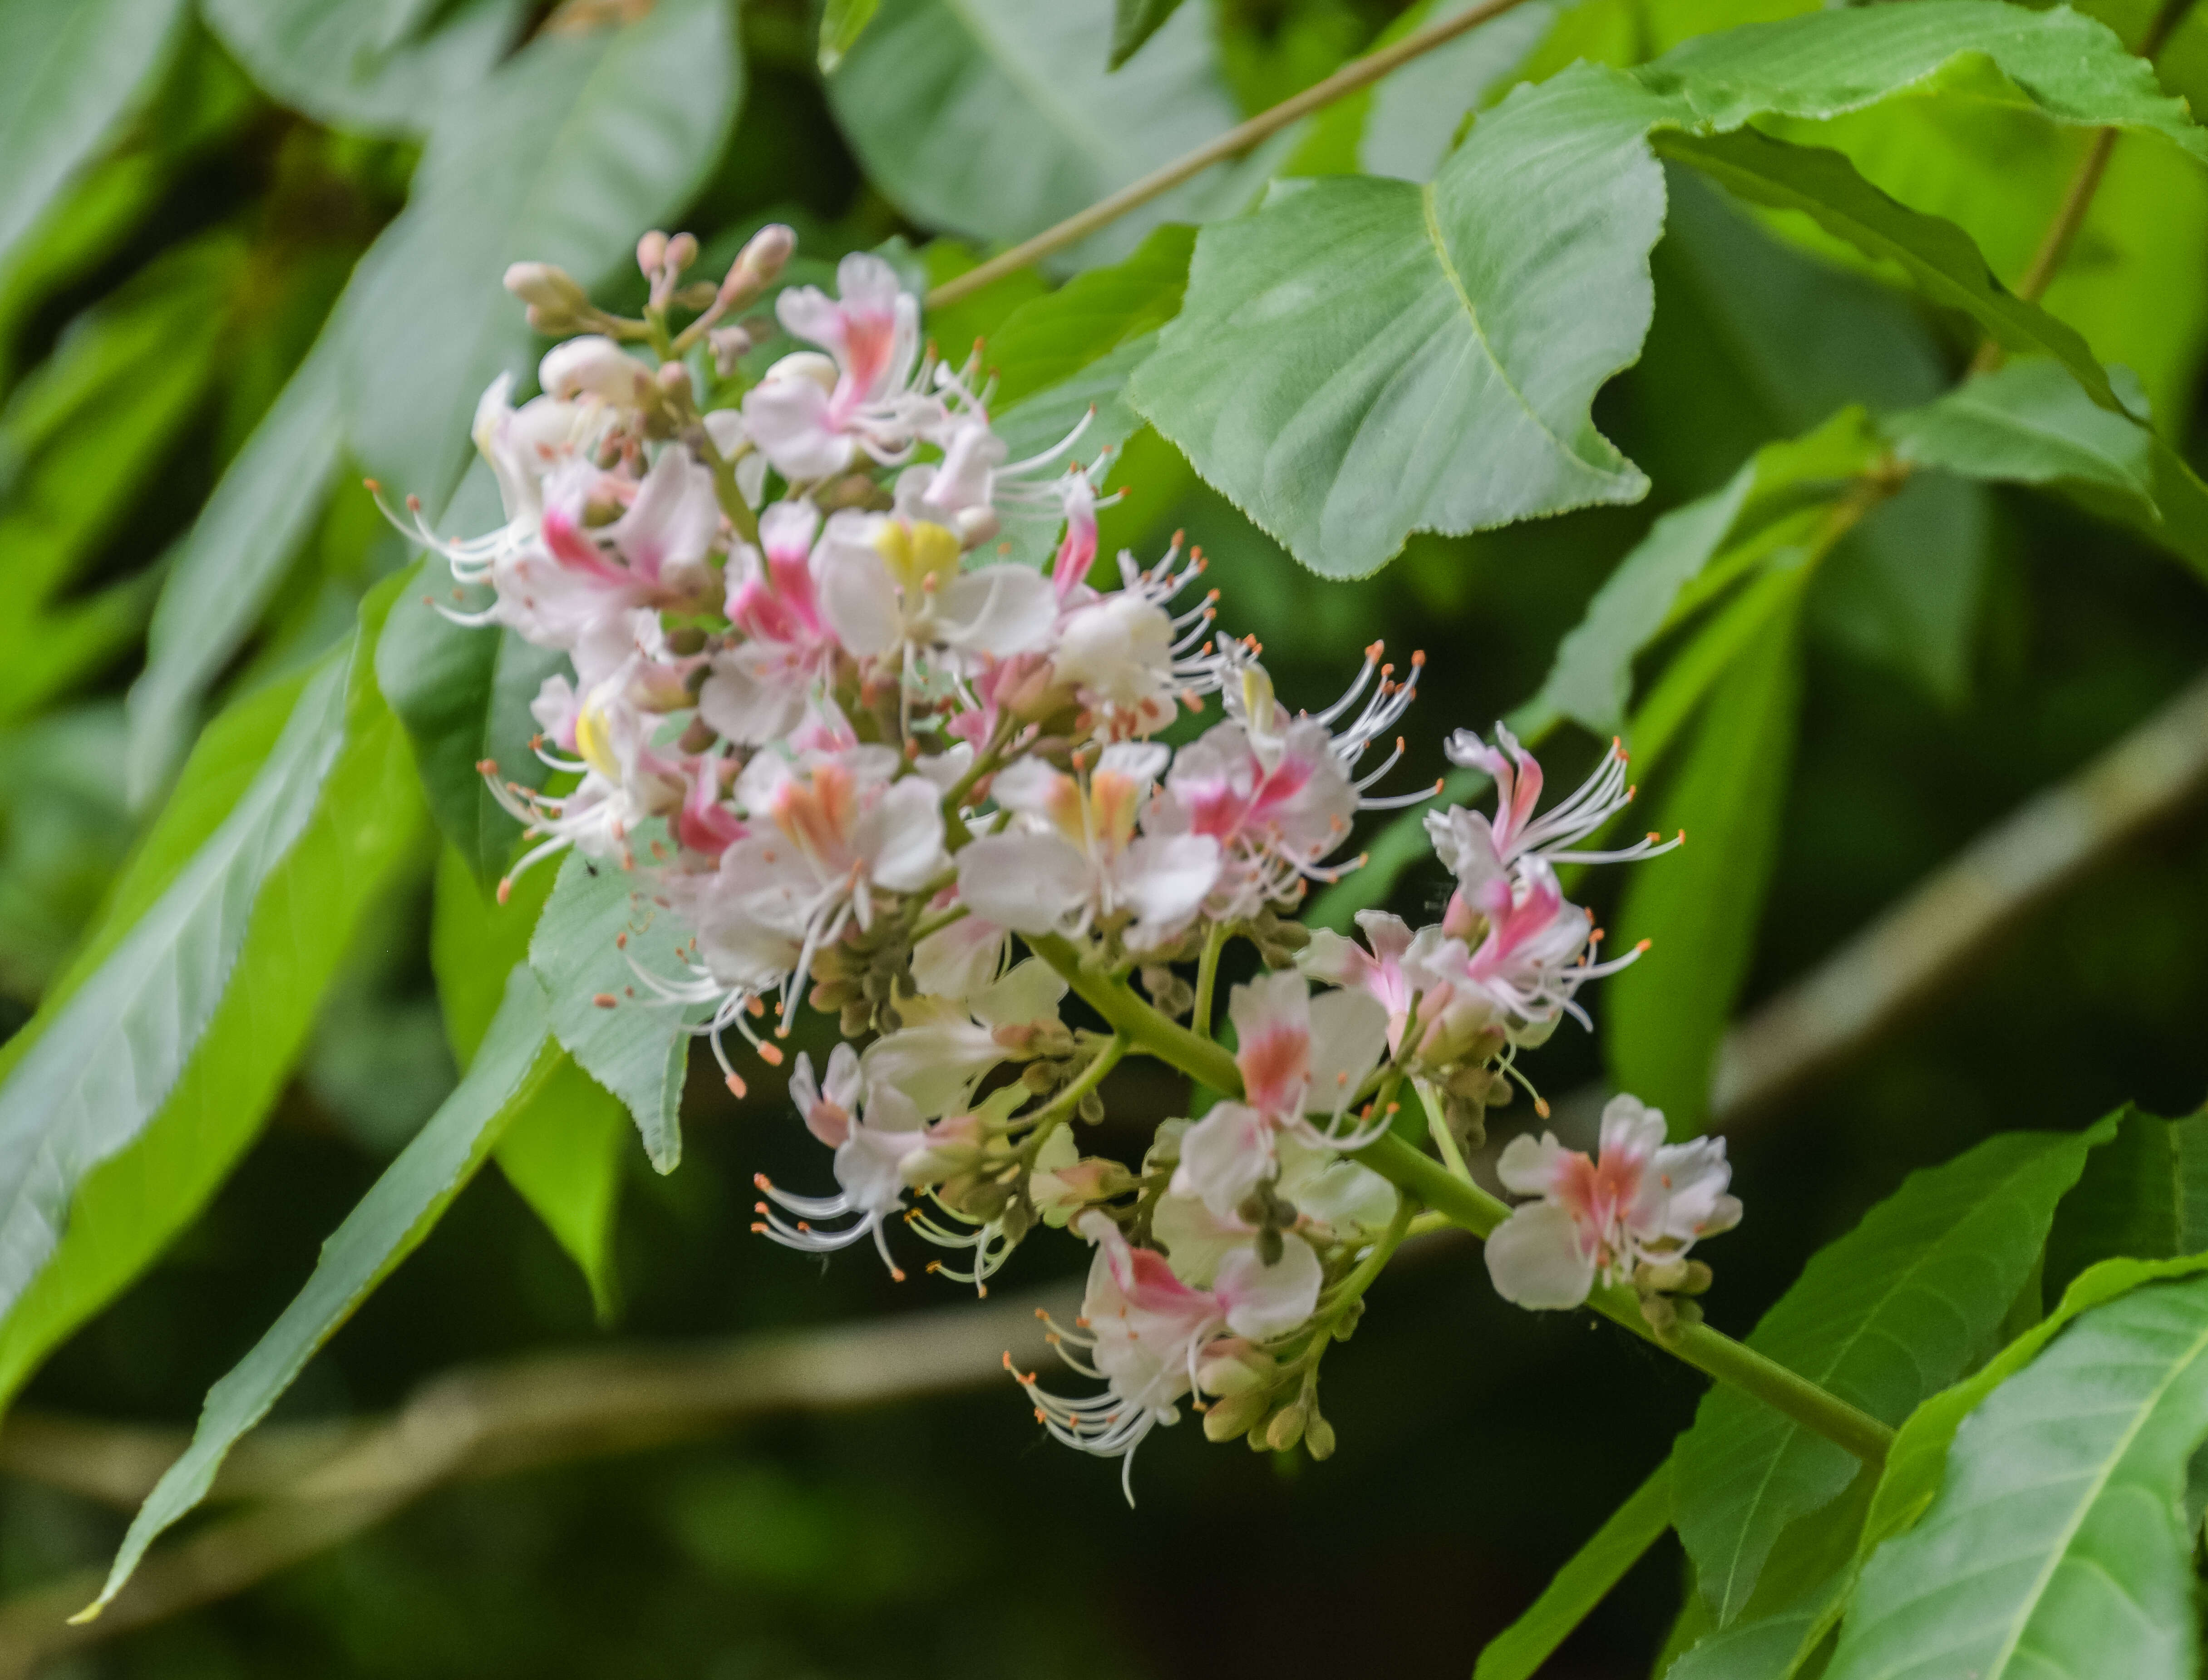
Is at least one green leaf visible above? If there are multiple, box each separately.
[433,844,625,1318]
[2043,1103,2208,1304]
[375,467,566,885]
[529,846,705,1173]
[1137,2,2200,576]
[1666,1469,1875,1678]
[828,0,1254,271]
[201,0,526,138]
[985,224,1195,409]
[818,0,880,73]
[1110,0,1188,69]
[0,0,187,273]
[1672,1121,2113,1626]
[340,0,743,508]
[1884,359,2208,585]
[1535,408,1882,736]
[1826,1269,2208,1680]
[1857,1249,2208,1566]
[84,965,559,1617]
[0,578,427,1409]
[123,329,347,804]
[1605,585,1804,1135]
[1474,1461,1673,1680]
[1654,127,2133,415]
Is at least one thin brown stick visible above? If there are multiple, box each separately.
[924,0,1538,310]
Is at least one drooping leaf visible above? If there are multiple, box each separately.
[1606,585,1804,1135]
[1653,127,2136,415]
[1110,0,1188,69]
[433,844,626,1318]
[818,0,881,73]
[1827,1270,2208,1680]
[0,578,426,1407]
[200,0,526,138]
[84,965,560,1617]
[1136,2,2203,577]
[828,0,1252,271]
[1473,1460,1673,1680]
[529,845,706,1173]
[1672,1120,2113,1625]
[340,0,743,509]
[2042,1103,2208,1303]
[123,330,347,804]
[0,0,187,274]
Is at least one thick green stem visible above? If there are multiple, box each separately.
[1026,937,1895,1467]
[1191,922,1229,1042]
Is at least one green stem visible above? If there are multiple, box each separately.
[1026,937,1895,1467]
[1192,921,1229,1042]
[1014,1034,1128,1160]
[1355,1134,1893,1466]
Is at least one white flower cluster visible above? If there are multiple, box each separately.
[409,228,1738,1493]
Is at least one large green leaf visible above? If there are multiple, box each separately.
[1826,1270,2208,1680]
[1605,584,1803,1135]
[985,224,1194,408]
[1473,1461,1673,1680]
[201,0,526,138]
[0,580,426,1407]
[529,846,706,1173]
[1135,2,2202,577]
[340,0,742,508]
[84,965,560,1617]
[1109,0,1188,70]
[2043,1104,2208,1303]
[828,0,1253,270]
[433,845,627,1319]
[1672,1121,2112,1625]
[818,0,881,72]
[123,330,347,804]
[0,0,187,273]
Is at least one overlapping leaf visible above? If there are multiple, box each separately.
[1474,1462,1673,1680]
[1136,2,2206,577]
[1828,1270,2208,1680]
[1673,1121,2112,1624]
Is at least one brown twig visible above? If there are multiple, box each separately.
[923,0,1539,310]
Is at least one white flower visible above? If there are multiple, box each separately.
[815,508,1055,672]
[953,742,1218,950]
[859,957,1067,1118]
[1485,1094,1742,1310]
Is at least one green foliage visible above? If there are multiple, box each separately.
[0,0,186,273]
[818,0,882,73]
[1473,1461,1674,1679]
[1828,1269,2208,1680]
[828,0,1258,269]
[1673,1121,2112,1625]
[1137,1,2201,578]
[1111,0,1191,69]
[0,577,424,1409]
[89,964,562,1616]
[529,844,706,1173]
[2044,1104,2208,1300]
[199,0,527,139]
[1606,587,1803,1134]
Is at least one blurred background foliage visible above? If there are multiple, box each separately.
[0,0,2203,1674]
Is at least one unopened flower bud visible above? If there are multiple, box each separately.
[1264,1401,1307,1453]
[708,324,753,377]
[664,231,698,276]
[954,507,1000,551]
[540,335,649,405]
[656,360,695,401]
[718,222,795,311]
[505,261,590,311]
[1304,1414,1337,1461]
[636,230,669,277]
[1196,1339,1276,1397]
[763,350,838,393]
[1203,1389,1271,1442]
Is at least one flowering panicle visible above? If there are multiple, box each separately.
[412,226,1736,1498]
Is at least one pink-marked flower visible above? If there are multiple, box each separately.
[1152,1130,1395,1284]
[1170,971,1390,1218]
[953,743,1218,950]
[860,957,1067,1117]
[1018,1211,1320,1497]
[789,1043,863,1147]
[814,507,1055,675]
[702,500,842,744]
[1428,724,1679,900]
[1485,1095,1742,1310]
[740,253,937,479]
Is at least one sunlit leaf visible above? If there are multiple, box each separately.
[1672,1119,2113,1624]
[85,964,560,1617]
[1828,1269,2208,1680]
